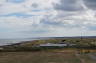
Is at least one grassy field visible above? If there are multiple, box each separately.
[0,49,96,63]
[0,37,96,63]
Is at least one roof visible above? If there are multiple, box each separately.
[39,43,67,47]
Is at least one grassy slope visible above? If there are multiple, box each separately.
[0,51,96,63]
[9,37,96,47]
[0,37,96,63]
[1,37,96,52]
[0,51,81,63]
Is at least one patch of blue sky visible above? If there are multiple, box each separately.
[0,13,40,18]
[32,9,44,12]
[6,0,25,3]
[31,9,51,12]
[0,27,11,32]
[87,26,96,30]
[20,30,48,34]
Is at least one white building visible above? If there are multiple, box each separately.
[0,47,4,50]
[39,43,67,47]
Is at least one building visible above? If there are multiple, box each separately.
[0,47,4,50]
[39,43,68,47]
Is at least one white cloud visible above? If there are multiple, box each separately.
[0,0,96,38]
[0,0,57,14]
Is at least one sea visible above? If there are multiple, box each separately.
[0,38,39,46]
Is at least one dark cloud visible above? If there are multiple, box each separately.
[41,19,62,26]
[54,0,83,11]
[31,3,39,8]
[40,16,83,28]
[84,0,96,10]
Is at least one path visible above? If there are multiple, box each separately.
[88,53,96,60]
[75,53,85,63]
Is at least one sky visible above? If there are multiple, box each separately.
[0,0,96,39]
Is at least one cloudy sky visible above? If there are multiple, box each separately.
[0,0,96,39]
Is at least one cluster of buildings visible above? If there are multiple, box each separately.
[37,42,76,47]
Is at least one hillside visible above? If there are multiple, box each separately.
[0,37,96,52]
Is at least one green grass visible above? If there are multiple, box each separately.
[16,37,96,48]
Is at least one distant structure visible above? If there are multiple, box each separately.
[39,43,68,47]
[0,47,4,50]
